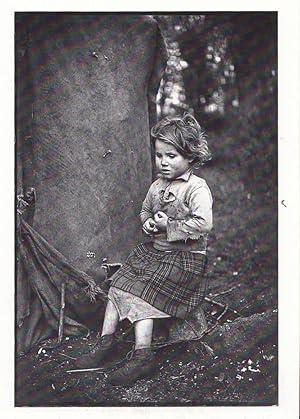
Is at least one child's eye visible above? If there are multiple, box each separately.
[168,154,176,159]
[156,153,162,158]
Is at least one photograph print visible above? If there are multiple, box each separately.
[15,12,278,406]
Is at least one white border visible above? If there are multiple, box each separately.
[2,1,299,418]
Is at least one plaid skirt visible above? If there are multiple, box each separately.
[110,243,208,319]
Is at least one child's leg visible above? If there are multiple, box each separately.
[73,300,119,369]
[134,318,154,349]
[101,299,120,336]
[107,318,155,385]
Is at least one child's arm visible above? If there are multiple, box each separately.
[140,184,158,235]
[140,185,154,225]
[166,186,213,242]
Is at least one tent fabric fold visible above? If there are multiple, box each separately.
[17,214,108,354]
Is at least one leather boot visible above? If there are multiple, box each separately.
[73,333,117,369]
[107,347,155,386]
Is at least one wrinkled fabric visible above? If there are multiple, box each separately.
[140,170,213,251]
[16,214,107,354]
[108,287,170,323]
[110,243,208,319]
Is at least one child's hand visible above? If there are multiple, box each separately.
[154,211,168,231]
[142,218,158,236]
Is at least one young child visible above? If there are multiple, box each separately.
[74,113,213,386]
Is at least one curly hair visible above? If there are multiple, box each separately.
[151,113,212,165]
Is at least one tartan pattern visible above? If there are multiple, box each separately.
[110,243,208,319]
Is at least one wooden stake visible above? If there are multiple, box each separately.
[58,282,66,344]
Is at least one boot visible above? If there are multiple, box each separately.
[107,347,155,386]
[73,333,117,369]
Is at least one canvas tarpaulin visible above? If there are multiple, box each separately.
[16,213,107,354]
[16,13,168,354]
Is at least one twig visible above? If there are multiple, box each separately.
[204,296,239,315]
[55,361,66,369]
[39,359,55,365]
[209,284,240,298]
[73,378,80,387]
[58,352,76,360]
[67,366,107,373]
[58,282,66,344]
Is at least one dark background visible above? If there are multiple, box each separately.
[154,13,277,195]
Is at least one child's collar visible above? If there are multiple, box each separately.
[175,169,193,181]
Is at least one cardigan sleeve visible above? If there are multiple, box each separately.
[166,185,213,242]
[140,185,154,224]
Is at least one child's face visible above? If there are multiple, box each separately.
[155,139,192,180]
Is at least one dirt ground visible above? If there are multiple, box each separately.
[15,157,278,407]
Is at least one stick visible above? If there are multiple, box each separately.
[58,352,76,360]
[41,284,66,350]
[58,282,66,344]
[204,296,239,315]
[67,367,107,373]
[209,284,240,298]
